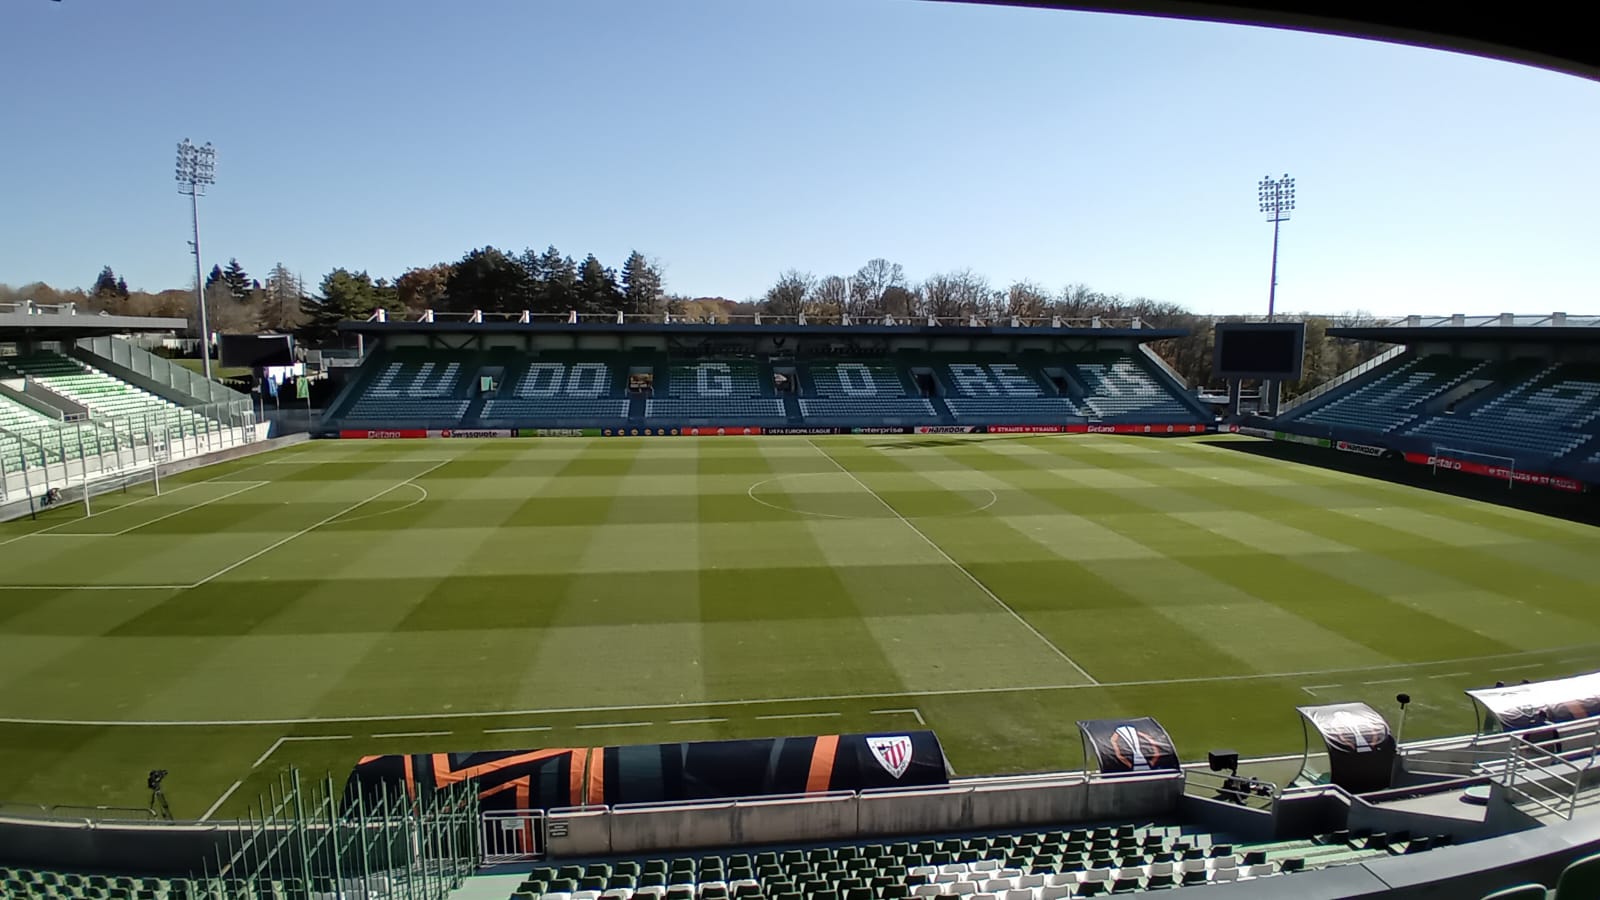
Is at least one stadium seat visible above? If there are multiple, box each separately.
[1481,886,1549,900]
[1555,850,1600,899]
[1292,355,1486,433]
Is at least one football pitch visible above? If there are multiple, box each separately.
[1,433,1598,821]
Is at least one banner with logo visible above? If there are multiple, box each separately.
[429,429,511,439]
[915,425,980,434]
[1297,702,1396,793]
[1334,440,1388,457]
[512,428,599,438]
[345,731,948,813]
[987,425,1066,434]
[1401,452,1585,492]
[850,426,914,434]
[765,427,845,435]
[1226,425,1276,439]
[338,429,427,439]
[1077,717,1180,774]
[1467,671,1600,732]
[1065,423,1210,435]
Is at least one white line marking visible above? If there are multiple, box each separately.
[575,721,651,730]
[323,481,428,526]
[755,712,841,721]
[0,482,208,547]
[2,644,1587,728]
[483,725,553,735]
[669,718,728,725]
[1362,678,1409,686]
[372,730,452,739]
[1501,664,1544,672]
[201,780,242,822]
[112,481,268,536]
[745,472,996,520]
[808,439,1099,685]
[1302,684,1340,691]
[871,708,927,725]
[1428,672,1470,680]
[0,584,188,591]
[190,458,453,587]
[253,734,355,769]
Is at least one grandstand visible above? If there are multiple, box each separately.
[0,307,258,508]
[322,317,1210,433]
[1276,315,1600,483]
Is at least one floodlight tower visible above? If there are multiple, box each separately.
[176,139,217,379]
[1258,174,1295,322]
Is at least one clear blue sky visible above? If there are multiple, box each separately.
[3,0,1597,317]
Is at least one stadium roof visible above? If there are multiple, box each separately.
[0,302,187,337]
[1330,314,1600,344]
[339,319,1188,341]
[948,1,1600,82]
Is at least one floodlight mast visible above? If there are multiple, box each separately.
[1258,174,1295,321]
[176,139,217,380]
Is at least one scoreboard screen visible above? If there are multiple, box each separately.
[1213,322,1305,381]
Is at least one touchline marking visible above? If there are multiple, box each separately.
[575,721,651,730]
[1362,678,1409,686]
[1501,664,1544,672]
[4,644,1590,728]
[872,708,927,726]
[189,458,455,588]
[1428,672,1470,680]
[755,712,841,721]
[808,439,1099,685]
[112,481,269,536]
[372,730,452,739]
[201,780,242,822]
[669,718,728,726]
[484,725,553,735]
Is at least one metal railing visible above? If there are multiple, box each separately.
[482,809,546,864]
[368,308,1155,330]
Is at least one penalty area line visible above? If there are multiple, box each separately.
[5,643,1588,728]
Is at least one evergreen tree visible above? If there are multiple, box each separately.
[299,268,379,345]
[533,246,578,315]
[444,247,528,313]
[260,263,305,331]
[115,277,129,298]
[620,251,663,317]
[222,258,252,300]
[576,254,622,315]
[92,266,122,299]
[205,264,224,292]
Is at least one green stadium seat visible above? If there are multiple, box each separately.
[1482,886,1550,900]
[1556,851,1600,899]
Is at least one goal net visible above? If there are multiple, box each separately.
[1432,445,1517,488]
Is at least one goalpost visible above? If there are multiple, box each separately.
[1,418,169,520]
[1433,445,1517,489]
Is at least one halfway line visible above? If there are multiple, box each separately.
[807,439,1100,685]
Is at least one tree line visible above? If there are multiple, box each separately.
[2,251,1386,395]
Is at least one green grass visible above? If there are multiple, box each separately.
[0,433,1597,820]
[172,357,251,379]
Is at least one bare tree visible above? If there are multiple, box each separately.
[762,269,814,318]
[1006,281,1052,319]
[847,258,905,317]
[811,275,848,318]
[258,263,306,331]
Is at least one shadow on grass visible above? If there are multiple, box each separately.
[1199,437,1600,527]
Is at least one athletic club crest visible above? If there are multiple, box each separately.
[868,735,913,779]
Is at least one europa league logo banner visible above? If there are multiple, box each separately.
[1297,702,1397,793]
[1077,717,1180,774]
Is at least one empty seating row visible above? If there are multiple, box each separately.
[0,353,213,438]
[647,399,785,419]
[1404,363,1600,460]
[808,363,910,399]
[946,398,1084,422]
[670,362,766,399]
[485,398,629,420]
[941,363,1048,398]
[1293,356,1485,433]
[512,825,1442,900]
[1065,356,1194,421]
[799,398,935,419]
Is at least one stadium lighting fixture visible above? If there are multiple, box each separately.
[1258,174,1295,322]
[176,139,217,380]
